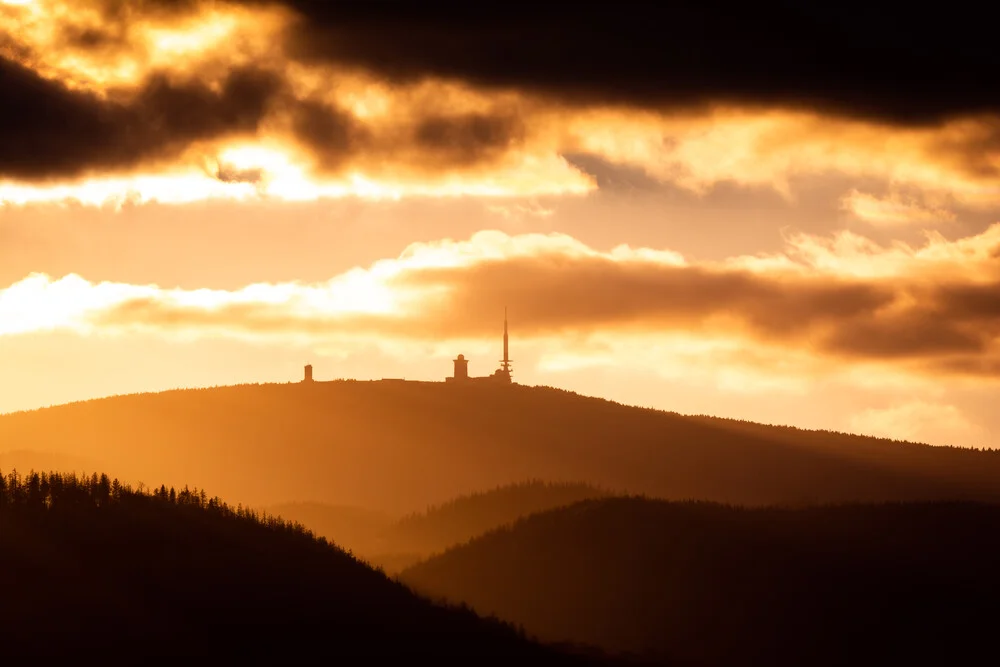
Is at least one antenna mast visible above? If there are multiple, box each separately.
[501,306,512,375]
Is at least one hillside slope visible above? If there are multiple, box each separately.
[271,481,608,571]
[401,497,1000,666]
[2,381,999,513]
[0,469,600,662]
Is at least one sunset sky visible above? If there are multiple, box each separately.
[1,0,998,448]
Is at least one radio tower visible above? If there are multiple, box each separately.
[500,306,512,380]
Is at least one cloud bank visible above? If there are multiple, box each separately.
[1,0,998,207]
[3,225,999,385]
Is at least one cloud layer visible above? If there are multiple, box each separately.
[3,226,999,384]
[269,1,1000,125]
[0,58,280,179]
[2,0,999,208]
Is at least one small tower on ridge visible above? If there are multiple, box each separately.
[303,364,313,383]
[453,354,469,381]
[499,307,512,381]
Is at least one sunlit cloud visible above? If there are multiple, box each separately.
[0,149,592,207]
[840,189,957,227]
[485,200,555,220]
[535,332,819,395]
[2,226,999,391]
[728,224,1000,281]
[569,108,1000,208]
[0,0,290,91]
[0,172,258,208]
[2,95,998,207]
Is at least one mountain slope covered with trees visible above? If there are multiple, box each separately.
[271,481,608,571]
[2,381,998,514]
[0,468,602,662]
[402,497,1000,666]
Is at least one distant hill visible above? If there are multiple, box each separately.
[0,468,605,662]
[271,481,608,571]
[265,500,395,556]
[0,449,102,475]
[2,381,1000,513]
[401,497,1000,666]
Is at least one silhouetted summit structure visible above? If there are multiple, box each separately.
[452,354,470,381]
[301,311,513,386]
[500,306,513,378]
[447,309,513,385]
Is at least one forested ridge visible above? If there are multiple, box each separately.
[3,381,1000,515]
[403,496,1000,667]
[271,480,608,572]
[0,468,608,663]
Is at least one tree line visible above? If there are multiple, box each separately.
[0,468,317,541]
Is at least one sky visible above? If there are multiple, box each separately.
[1,0,998,448]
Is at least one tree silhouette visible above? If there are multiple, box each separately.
[0,468,614,663]
[403,496,1000,667]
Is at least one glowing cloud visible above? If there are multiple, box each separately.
[2,226,999,390]
[840,190,957,227]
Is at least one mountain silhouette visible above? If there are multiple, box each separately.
[271,481,608,572]
[401,497,1000,666]
[0,468,614,663]
[2,381,999,515]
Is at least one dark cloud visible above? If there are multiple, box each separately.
[5,1,998,182]
[62,0,998,126]
[411,113,524,166]
[823,314,988,359]
[401,257,894,341]
[0,58,282,179]
[287,99,366,170]
[284,100,525,173]
[60,25,123,51]
[267,0,1000,126]
[0,53,526,180]
[214,164,264,185]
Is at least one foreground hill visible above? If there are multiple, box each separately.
[401,497,1000,666]
[2,381,1000,513]
[272,481,607,571]
[0,469,604,662]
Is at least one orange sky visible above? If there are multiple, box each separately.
[1,0,999,448]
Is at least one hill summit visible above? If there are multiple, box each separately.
[2,380,999,513]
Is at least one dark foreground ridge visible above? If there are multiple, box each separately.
[3,381,1000,513]
[402,497,1000,667]
[0,469,605,663]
